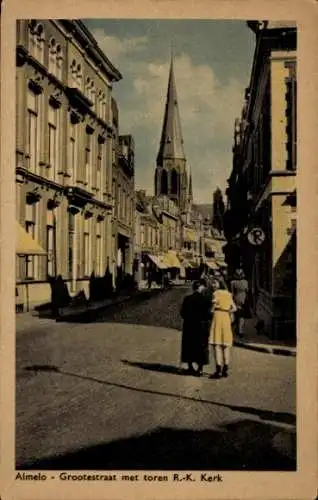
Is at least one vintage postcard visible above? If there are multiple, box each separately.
[1,0,317,499]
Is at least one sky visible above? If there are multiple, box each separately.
[83,19,256,204]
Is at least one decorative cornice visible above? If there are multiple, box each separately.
[49,91,63,109]
[16,45,28,67]
[69,108,83,124]
[16,166,64,193]
[28,77,44,95]
[66,86,93,119]
[86,122,95,135]
[26,186,43,205]
[269,170,296,178]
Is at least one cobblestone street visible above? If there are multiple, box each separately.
[16,286,296,470]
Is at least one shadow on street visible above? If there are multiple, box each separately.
[16,419,296,471]
[50,288,186,332]
[22,364,296,427]
[121,359,183,375]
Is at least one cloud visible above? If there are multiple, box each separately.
[92,29,148,59]
[92,29,245,202]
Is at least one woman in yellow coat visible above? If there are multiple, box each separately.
[209,279,236,378]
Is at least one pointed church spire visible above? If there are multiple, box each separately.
[156,50,186,165]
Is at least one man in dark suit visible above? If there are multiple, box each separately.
[180,281,212,376]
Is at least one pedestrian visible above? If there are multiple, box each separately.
[147,270,153,289]
[180,280,212,376]
[209,278,237,379]
[230,268,249,339]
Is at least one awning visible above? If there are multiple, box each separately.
[181,258,193,268]
[206,260,218,270]
[164,250,181,269]
[184,228,196,242]
[205,239,225,253]
[147,254,167,269]
[17,223,47,256]
[216,260,228,268]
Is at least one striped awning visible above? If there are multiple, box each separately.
[147,254,167,269]
[206,260,218,270]
[164,251,181,269]
[17,223,47,256]
[184,228,196,242]
[216,260,228,268]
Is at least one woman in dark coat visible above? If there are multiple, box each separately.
[180,281,212,376]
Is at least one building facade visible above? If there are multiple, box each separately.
[111,97,135,283]
[134,190,162,283]
[16,20,123,309]
[224,21,297,339]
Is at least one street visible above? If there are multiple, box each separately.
[16,285,296,471]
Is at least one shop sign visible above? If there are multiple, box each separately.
[247,227,265,246]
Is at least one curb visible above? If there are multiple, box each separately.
[233,340,296,357]
[57,287,166,321]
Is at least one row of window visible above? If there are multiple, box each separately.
[140,225,159,248]
[70,61,109,121]
[183,241,199,253]
[26,87,110,197]
[68,214,104,281]
[246,76,296,196]
[116,185,134,225]
[27,22,109,122]
[156,169,180,197]
[139,223,177,250]
[22,206,106,281]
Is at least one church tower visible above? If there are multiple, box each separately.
[155,53,189,211]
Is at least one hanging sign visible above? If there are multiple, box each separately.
[247,227,265,246]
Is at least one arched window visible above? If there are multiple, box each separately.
[96,89,103,117]
[48,38,57,75]
[71,61,83,90]
[161,169,168,195]
[101,93,107,121]
[171,168,178,195]
[56,44,63,80]
[90,82,96,108]
[70,59,77,87]
[85,77,91,99]
[76,64,83,90]
[28,21,45,63]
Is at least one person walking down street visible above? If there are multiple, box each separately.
[230,268,249,339]
[147,270,153,289]
[209,279,237,379]
[180,281,212,376]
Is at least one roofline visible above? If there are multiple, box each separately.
[59,20,122,82]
